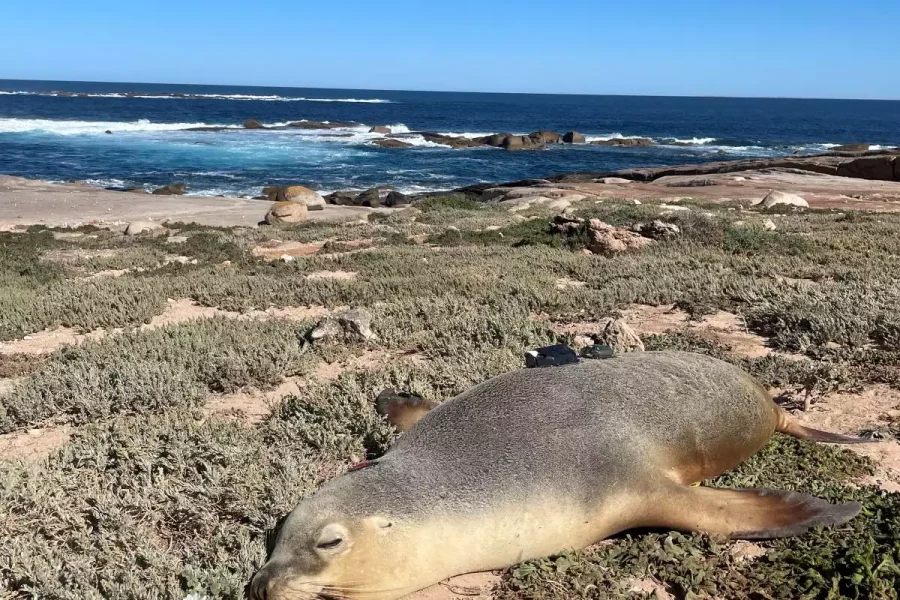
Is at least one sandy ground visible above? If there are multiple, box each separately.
[0,176,375,228]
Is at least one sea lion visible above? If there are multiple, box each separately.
[250,351,867,600]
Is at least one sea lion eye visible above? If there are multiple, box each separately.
[316,537,343,550]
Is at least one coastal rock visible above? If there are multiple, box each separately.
[562,131,586,144]
[104,130,113,135]
[277,185,325,210]
[601,319,645,353]
[529,130,563,144]
[325,191,360,206]
[369,126,391,134]
[125,221,165,236]
[419,132,481,148]
[598,177,633,184]
[151,183,186,195]
[262,186,281,201]
[372,138,413,149]
[754,190,809,209]
[311,308,377,342]
[502,135,544,151]
[832,143,870,152]
[265,201,308,224]
[632,220,681,239]
[837,156,897,181]
[383,191,409,207]
[244,118,266,130]
[355,188,382,207]
[591,137,653,147]
[286,120,355,130]
[762,218,777,231]
[586,219,653,254]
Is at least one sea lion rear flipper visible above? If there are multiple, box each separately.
[775,407,874,444]
[376,388,435,432]
[646,484,861,540]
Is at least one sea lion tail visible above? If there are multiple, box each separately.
[774,406,873,444]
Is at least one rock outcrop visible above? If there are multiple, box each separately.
[277,185,326,210]
[832,143,870,153]
[754,190,809,209]
[586,219,654,253]
[372,138,414,149]
[265,201,308,224]
[369,126,391,134]
[591,137,653,147]
[286,121,356,130]
[125,221,165,236]
[563,131,586,144]
[243,119,266,130]
[151,183,186,195]
[529,131,563,144]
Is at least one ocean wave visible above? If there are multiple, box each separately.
[0,118,238,135]
[659,137,717,145]
[0,89,395,103]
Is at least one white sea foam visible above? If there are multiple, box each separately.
[584,133,628,142]
[0,118,238,135]
[659,137,717,145]
[0,89,395,102]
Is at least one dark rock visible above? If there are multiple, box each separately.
[151,183,187,195]
[355,188,382,207]
[524,344,580,368]
[832,143,870,153]
[262,186,281,201]
[286,120,356,130]
[632,220,681,239]
[579,344,615,359]
[562,131,586,144]
[372,138,413,149]
[419,132,481,149]
[836,156,897,181]
[243,118,266,130]
[369,126,391,134]
[383,191,409,207]
[324,191,360,206]
[104,130,113,135]
[529,130,563,144]
[590,137,653,147]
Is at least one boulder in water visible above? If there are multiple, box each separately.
[372,138,413,149]
[244,118,266,129]
[369,126,391,134]
[151,183,186,195]
[528,130,563,144]
[591,137,653,147]
[562,131,586,144]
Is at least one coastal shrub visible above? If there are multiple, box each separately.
[0,317,314,432]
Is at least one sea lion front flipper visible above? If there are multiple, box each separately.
[376,388,435,432]
[645,484,861,540]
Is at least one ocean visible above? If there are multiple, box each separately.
[2,79,899,197]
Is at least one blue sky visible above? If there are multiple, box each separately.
[1,0,898,99]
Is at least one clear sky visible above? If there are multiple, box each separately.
[1,0,898,99]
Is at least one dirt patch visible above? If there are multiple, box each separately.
[41,248,122,264]
[407,572,501,600]
[0,425,72,462]
[86,268,130,279]
[626,578,675,600]
[204,377,305,424]
[0,299,330,355]
[315,350,427,382]
[252,240,325,259]
[0,377,22,395]
[306,270,357,281]
[790,385,900,492]
[555,277,586,290]
[554,305,776,360]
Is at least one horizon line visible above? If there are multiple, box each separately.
[1,77,898,103]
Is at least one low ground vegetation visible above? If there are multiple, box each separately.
[1,196,899,598]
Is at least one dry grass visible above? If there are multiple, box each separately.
[2,197,900,598]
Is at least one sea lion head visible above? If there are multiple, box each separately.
[249,474,410,600]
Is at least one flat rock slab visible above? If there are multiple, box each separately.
[0,176,374,229]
